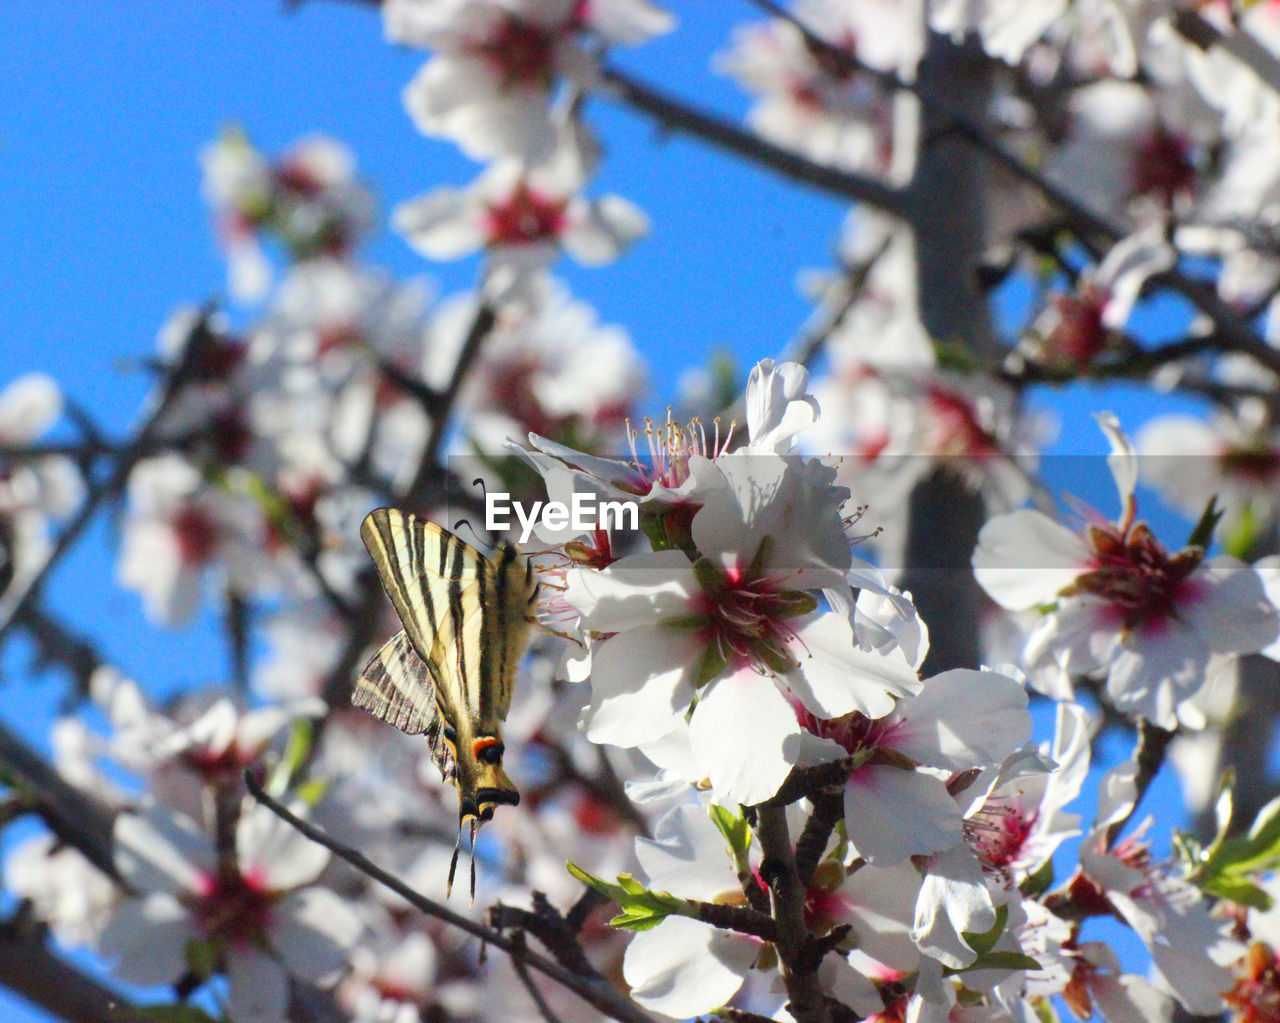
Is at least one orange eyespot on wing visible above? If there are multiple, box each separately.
[472,737,504,765]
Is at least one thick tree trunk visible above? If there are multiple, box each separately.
[898,31,995,674]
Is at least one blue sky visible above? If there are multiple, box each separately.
[0,2,1215,1020]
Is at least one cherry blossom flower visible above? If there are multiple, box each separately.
[99,800,362,1023]
[1067,762,1242,1015]
[422,284,644,452]
[717,0,911,174]
[118,455,274,624]
[201,131,374,303]
[1138,406,1280,530]
[567,452,922,805]
[386,0,673,160]
[796,666,1030,868]
[393,140,649,294]
[6,834,116,948]
[0,373,81,619]
[973,413,1279,727]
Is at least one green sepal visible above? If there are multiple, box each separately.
[693,556,726,595]
[1186,775,1280,908]
[767,590,819,619]
[693,643,730,690]
[1186,494,1223,551]
[183,939,218,982]
[115,1007,222,1023]
[1018,859,1054,899]
[961,902,1008,957]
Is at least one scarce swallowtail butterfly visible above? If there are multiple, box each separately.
[353,507,538,900]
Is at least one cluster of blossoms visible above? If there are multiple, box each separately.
[510,362,1280,1023]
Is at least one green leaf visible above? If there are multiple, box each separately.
[944,949,1041,977]
[708,804,751,860]
[566,863,692,933]
[265,718,313,798]
[1201,874,1273,911]
[1225,503,1260,560]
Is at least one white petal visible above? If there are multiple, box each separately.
[565,550,698,631]
[636,803,741,900]
[785,613,921,720]
[392,189,486,261]
[690,668,801,806]
[889,669,1029,772]
[972,510,1090,610]
[561,195,648,266]
[0,374,62,444]
[238,802,330,890]
[227,947,290,1023]
[1184,559,1279,657]
[98,894,197,987]
[911,845,996,969]
[582,626,699,748]
[114,807,212,895]
[844,766,962,866]
[623,916,758,1018]
[270,888,363,982]
[1095,412,1138,509]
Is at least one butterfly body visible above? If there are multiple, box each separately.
[354,508,537,837]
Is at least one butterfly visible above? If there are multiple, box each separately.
[353,507,538,899]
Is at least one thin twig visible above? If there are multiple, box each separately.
[0,313,220,647]
[1173,10,1280,97]
[244,772,656,1023]
[599,67,905,215]
[1105,717,1176,848]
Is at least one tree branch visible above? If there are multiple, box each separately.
[1173,10,1280,98]
[0,719,119,882]
[0,912,132,1023]
[755,805,830,1023]
[244,772,656,1023]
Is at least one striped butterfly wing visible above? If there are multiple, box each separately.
[352,629,456,782]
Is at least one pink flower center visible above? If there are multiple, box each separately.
[173,506,219,567]
[794,705,886,755]
[1043,286,1110,369]
[484,182,568,246]
[964,796,1036,880]
[472,16,558,88]
[1226,942,1280,1023]
[192,867,274,946]
[1071,521,1204,632]
[1220,444,1280,484]
[924,384,999,457]
[1133,125,1195,208]
[691,569,811,672]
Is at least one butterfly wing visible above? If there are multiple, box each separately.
[358,507,535,826]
